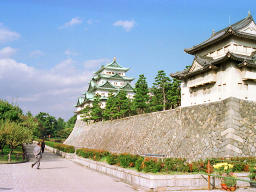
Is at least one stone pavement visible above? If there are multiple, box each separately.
[0,144,138,192]
[0,144,256,192]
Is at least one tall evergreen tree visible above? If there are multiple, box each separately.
[114,90,130,119]
[103,92,117,120]
[134,74,149,114]
[81,105,91,123]
[167,78,181,109]
[152,70,172,111]
[90,94,103,122]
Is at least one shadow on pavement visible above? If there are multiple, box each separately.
[39,167,67,170]
[0,187,13,191]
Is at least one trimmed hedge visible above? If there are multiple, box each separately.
[76,148,110,161]
[44,142,256,174]
[45,141,75,153]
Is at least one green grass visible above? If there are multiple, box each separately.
[0,145,24,163]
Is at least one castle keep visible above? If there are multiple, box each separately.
[172,13,256,107]
[75,57,135,120]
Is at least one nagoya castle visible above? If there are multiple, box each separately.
[75,57,135,120]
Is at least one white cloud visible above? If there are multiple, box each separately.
[0,57,109,120]
[0,46,16,58]
[60,17,83,29]
[0,23,20,43]
[65,49,78,57]
[84,58,110,70]
[30,50,44,57]
[113,20,135,32]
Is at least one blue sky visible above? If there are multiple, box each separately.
[0,0,255,120]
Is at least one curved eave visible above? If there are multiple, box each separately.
[172,52,253,80]
[105,66,129,71]
[185,30,256,55]
[97,87,119,91]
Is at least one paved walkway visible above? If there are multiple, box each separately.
[0,144,256,192]
[0,144,138,192]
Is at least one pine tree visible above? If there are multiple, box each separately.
[81,105,91,123]
[103,92,117,120]
[114,90,130,119]
[167,78,181,109]
[90,95,103,122]
[152,70,172,111]
[134,74,149,114]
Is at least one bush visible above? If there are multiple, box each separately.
[76,148,110,161]
[118,153,138,168]
[163,158,188,172]
[135,157,144,171]
[106,154,118,165]
[142,158,162,173]
[45,141,75,153]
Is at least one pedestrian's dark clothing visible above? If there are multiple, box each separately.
[41,141,45,153]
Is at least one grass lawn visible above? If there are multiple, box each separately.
[0,145,24,163]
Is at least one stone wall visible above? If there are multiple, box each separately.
[65,97,256,161]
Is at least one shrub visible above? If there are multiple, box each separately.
[135,157,144,171]
[76,148,110,161]
[118,154,138,168]
[55,143,75,153]
[142,158,162,173]
[45,141,75,153]
[106,154,118,165]
[163,158,188,172]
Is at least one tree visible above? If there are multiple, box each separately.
[90,95,103,122]
[0,120,8,154]
[81,105,91,123]
[0,100,22,122]
[167,78,181,108]
[66,114,77,128]
[56,117,66,131]
[20,114,39,138]
[35,112,57,137]
[114,90,130,119]
[133,74,149,114]
[103,92,117,120]
[3,120,32,154]
[152,70,172,111]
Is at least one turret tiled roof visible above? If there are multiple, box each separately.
[185,14,256,55]
[171,52,256,80]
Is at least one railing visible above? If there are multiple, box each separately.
[202,160,256,190]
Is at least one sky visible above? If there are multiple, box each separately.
[0,0,255,120]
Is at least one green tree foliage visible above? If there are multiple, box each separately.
[0,100,22,122]
[151,70,172,111]
[134,74,149,114]
[35,112,57,137]
[1,120,32,153]
[103,92,117,120]
[90,95,103,122]
[20,114,39,137]
[81,105,91,123]
[114,90,131,118]
[66,114,77,128]
[167,78,181,109]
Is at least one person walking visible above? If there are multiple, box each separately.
[31,142,42,169]
[41,139,45,153]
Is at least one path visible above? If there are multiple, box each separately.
[0,144,138,192]
[0,144,256,192]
